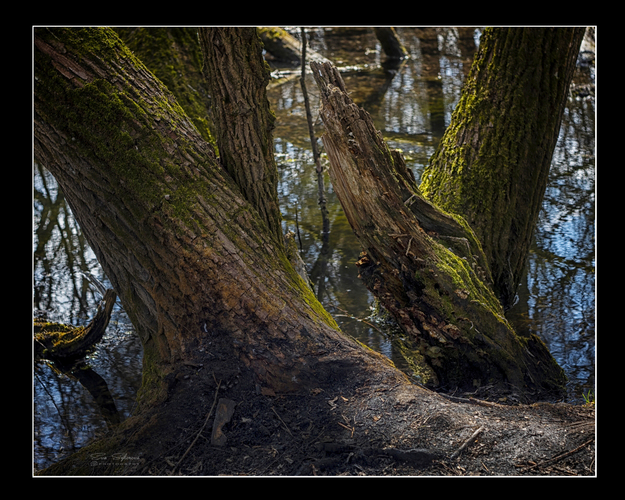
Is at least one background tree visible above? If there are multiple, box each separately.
[420,27,586,309]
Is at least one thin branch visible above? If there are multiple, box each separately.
[300,27,330,233]
[272,407,294,437]
[517,438,595,472]
[450,426,485,459]
[169,379,222,475]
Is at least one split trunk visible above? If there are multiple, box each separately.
[34,27,386,413]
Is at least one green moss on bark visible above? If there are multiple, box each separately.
[420,27,585,308]
[114,27,216,147]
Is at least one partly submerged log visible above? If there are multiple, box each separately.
[34,289,117,361]
[373,27,408,61]
[258,27,330,67]
[311,61,566,401]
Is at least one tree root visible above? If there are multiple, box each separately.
[34,289,117,361]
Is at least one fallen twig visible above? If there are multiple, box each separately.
[331,305,387,335]
[272,407,294,437]
[169,379,221,475]
[450,426,485,459]
[516,438,594,472]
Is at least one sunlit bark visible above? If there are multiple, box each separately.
[34,27,386,413]
[199,27,284,246]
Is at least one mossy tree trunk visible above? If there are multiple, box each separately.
[419,27,585,309]
[35,289,117,361]
[311,60,567,399]
[35,27,393,421]
[113,27,216,148]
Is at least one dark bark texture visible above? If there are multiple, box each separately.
[113,27,216,147]
[199,28,284,246]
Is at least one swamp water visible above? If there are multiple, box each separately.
[33,27,596,471]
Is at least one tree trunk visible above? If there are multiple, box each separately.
[374,27,408,61]
[35,26,378,406]
[420,27,585,309]
[310,60,566,400]
[257,27,330,67]
[198,27,284,246]
[113,27,216,148]
[34,26,405,460]
[33,27,593,477]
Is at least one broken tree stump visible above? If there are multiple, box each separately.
[310,61,566,401]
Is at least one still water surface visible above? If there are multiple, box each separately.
[33,27,595,471]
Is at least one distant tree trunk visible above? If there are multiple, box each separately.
[300,28,331,239]
[374,27,408,61]
[257,27,330,67]
[311,61,567,399]
[420,27,585,309]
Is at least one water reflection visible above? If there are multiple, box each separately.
[33,166,143,471]
[33,164,102,324]
[34,329,143,470]
[506,57,596,402]
[32,27,595,470]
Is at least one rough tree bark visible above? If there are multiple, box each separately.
[33,27,593,477]
[198,28,284,246]
[113,27,216,147]
[420,27,586,309]
[34,26,379,409]
[311,60,566,400]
